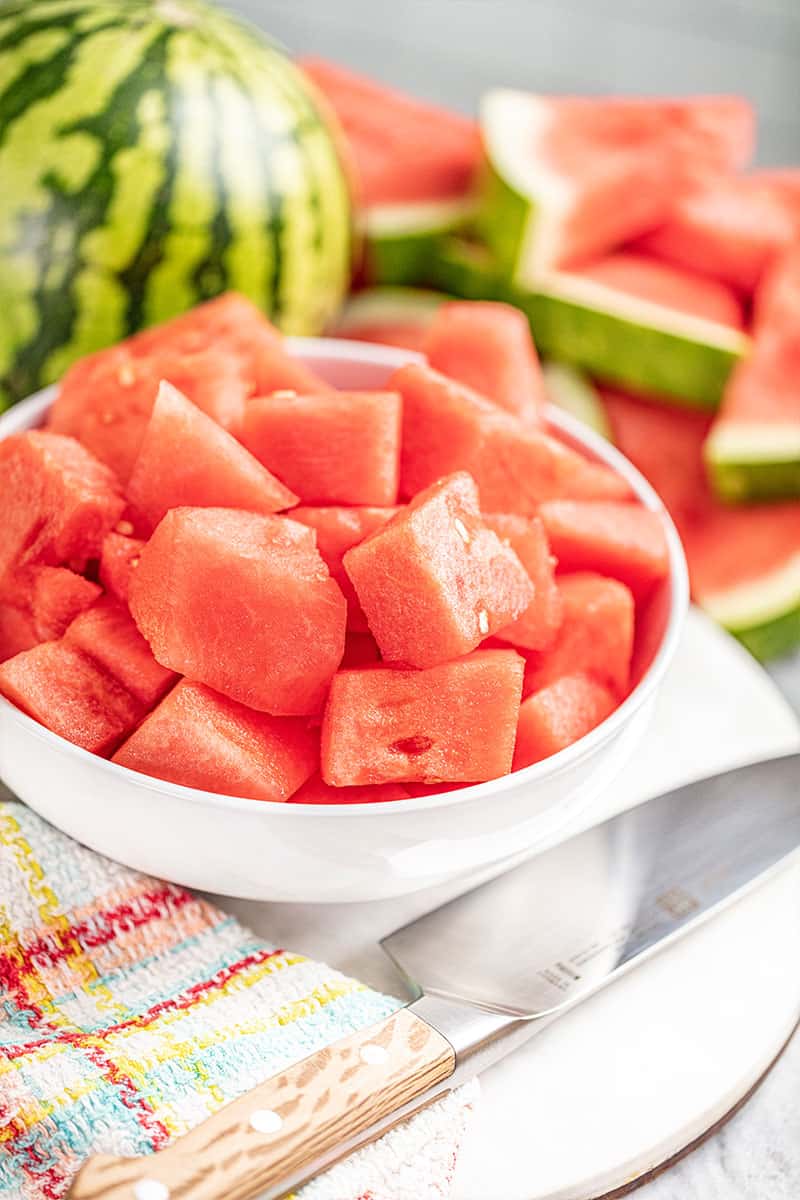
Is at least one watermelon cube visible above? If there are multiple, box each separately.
[344,472,533,668]
[483,513,563,651]
[49,348,251,483]
[65,597,177,708]
[0,604,38,662]
[291,506,398,631]
[393,363,630,515]
[0,432,124,582]
[242,391,402,506]
[126,382,297,532]
[289,774,411,804]
[423,301,545,423]
[321,649,524,785]
[0,641,144,755]
[523,572,635,698]
[129,508,347,715]
[99,531,146,607]
[539,500,670,600]
[513,673,618,769]
[25,567,102,641]
[113,680,319,802]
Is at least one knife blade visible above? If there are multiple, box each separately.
[68,753,800,1200]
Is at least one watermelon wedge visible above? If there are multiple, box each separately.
[320,649,524,785]
[513,672,617,769]
[301,58,480,285]
[331,287,448,351]
[478,89,753,282]
[127,382,297,531]
[754,244,800,336]
[343,472,534,668]
[113,681,319,802]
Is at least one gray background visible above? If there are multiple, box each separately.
[226,3,800,1197]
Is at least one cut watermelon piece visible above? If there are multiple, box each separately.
[754,244,800,336]
[25,567,102,641]
[482,513,563,651]
[289,774,411,804]
[113,680,318,801]
[290,506,398,632]
[479,89,753,281]
[636,175,796,296]
[513,672,617,768]
[0,603,37,663]
[0,432,124,582]
[321,649,524,785]
[574,253,744,329]
[65,597,177,708]
[242,391,402,506]
[0,641,143,755]
[49,348,252,483]
[332,287,448,352]
[393,363,630,514]
[423,301,545,423]
[129,508,346,715]
[543,363,612,440]
[522,572,635,698]
[344,472,533,668]
[301,57,480,285]
[127,383,297,532]
[705,333,800,502]
[99,531,146,607]
[539,500,670,601]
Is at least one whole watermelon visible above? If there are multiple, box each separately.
[0,0,353,410]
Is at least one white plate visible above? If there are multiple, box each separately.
[216,609,800,1199]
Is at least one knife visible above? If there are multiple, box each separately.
[68,752,800,1200]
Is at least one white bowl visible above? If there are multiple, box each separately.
[0,339,688,902]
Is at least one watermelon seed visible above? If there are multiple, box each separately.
[390,735,434,756]
[478,608,489,635]
[453,517,470,545]
[118,365,136,387]
[272,389,298,400]
[116,520,135,537]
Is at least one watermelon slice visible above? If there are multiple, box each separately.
[0,432,124,582]
[99,531,146,607]
[482,513,563,651]
[344,471,533,668]
[539,500,670,601]
[393,362,631,514]
[478,89,753,281]
[289,774,411,804]
[290,506,398,632]
[113,680,319,802]
[513,672,617,768]
[522,572,635,698]
[49,348,252,483]
[0,641,144,755]
[423,301,545,423]
[65,597,177,709]
[127,382,297,531]
[129,508,347,716]
[542,363,612,439]
[320,649,524,785]
[301,57,480,285]
[242,391,402,506]
[332,287,448,351]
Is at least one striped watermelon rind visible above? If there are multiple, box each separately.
[542,363,612,440]
[705,423,800,502]
[362,197,477,285]
[700,554,800,661]
[0,0,353,410]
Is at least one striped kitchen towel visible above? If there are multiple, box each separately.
[0,798,476,1199]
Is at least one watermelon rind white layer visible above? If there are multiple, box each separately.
[700,553,800,661]
[362,196,478,285]
[542,362,613,440]
[332,287,449,335]
[705,421,800,502]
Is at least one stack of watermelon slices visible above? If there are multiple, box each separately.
[0,293,670,803]
[314,60,800,663]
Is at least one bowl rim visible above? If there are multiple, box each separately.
[0,335,689,817]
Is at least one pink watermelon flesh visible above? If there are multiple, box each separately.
[0,603,38,663]
[129,508,347,716]
[482,513,563,651]
[575,252,745,328]
[289,773,411,804]
[242,391,402,507]
[344,471,534,669]
[113,680,319,801]
[513,672,617,769]
[290,506,398,631]
[25,567,102,641]
[754,244,800,335]
[0,432,124,583]
[393,362,631,514]
[300,57,481,206]
[65,596,177,708]
[321,649,524,785]
[539,500,670,601]
[522,572,635,699]
[126,382,297,532]
[0,640,144,755]
[340,632,382,669]
[99,531,146,607]
[423,302,544,424]
[714,333,800,430]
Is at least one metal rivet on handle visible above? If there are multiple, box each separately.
[359,1043,389,1066]
[249,1108,283,1134]
[133,1180,170,1200]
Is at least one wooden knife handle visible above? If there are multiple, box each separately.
[67,1007,456,1200]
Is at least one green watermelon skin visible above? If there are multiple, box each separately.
[0,0,353,410]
